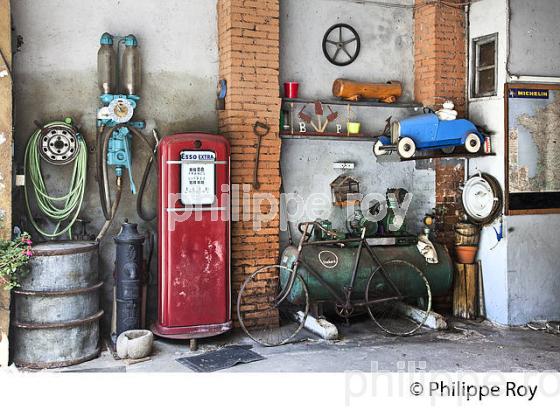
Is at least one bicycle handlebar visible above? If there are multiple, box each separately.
[297,221,339,240]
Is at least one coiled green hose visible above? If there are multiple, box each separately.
[24,120,87,239]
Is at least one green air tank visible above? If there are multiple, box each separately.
[279,243,453,304]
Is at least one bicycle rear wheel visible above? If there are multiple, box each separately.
[237,265,309,347]
[365,260,431,336]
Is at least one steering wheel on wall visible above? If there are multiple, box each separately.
[322,23,361,66]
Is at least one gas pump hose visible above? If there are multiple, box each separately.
[96,124,111,220]
[96,124,158,241]
[134,128,159,222]
[24,121,88,239]
[96,175,122,242]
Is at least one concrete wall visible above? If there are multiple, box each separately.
[12,0,219,329]
[469,0,560,325]
[508,0,560,77]
[507,215,560,324]
[279,0,434,245]
[280,136,435,246]
[280,0,414,101]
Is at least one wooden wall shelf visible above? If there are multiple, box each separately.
[400,151,496,162]
[280,132,375,142]
[282,98,422,109]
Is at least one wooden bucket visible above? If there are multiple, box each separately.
[454,223,480,246]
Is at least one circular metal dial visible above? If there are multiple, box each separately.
[108,98,134,124]
[322,23,361,66]
[39,125,79,165]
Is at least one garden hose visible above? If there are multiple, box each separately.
[24,120,87,239]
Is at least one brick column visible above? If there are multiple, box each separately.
[217,0,281,327]
[414,0,467,250]
[414,0,466,115]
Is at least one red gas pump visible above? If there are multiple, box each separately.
[152,133,232,343]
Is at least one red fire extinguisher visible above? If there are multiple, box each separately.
[152,133,232,346]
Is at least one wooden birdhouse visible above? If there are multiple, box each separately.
[330,175,361,206]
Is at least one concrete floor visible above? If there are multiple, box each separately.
[51,317,560,373]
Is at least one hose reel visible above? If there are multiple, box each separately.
[24,119,88,239]
[39,123,80,165]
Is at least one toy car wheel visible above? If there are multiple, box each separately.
[397,137,416,159]
[373,140,388,156]
[464,133,481,153]
[441,146,455,154]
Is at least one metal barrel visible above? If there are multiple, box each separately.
[280,243,453,304]
[12,241,103,369]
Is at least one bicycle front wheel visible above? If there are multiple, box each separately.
[365,260,432,336]
[237,265,309,347]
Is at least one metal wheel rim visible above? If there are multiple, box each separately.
[38,124,80,165]
[462,172,503,225]
[365,260,432,336]
[237,264,310,347]
[322,23,361,66]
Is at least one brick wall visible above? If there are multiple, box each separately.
[414,0,467,251]
[414,0,466,115]
[217,0,281,328]
[435,160,464,250]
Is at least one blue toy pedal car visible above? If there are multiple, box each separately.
[374,113,485,159]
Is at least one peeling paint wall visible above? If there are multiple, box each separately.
[0,0,11,238]
[11,0,219,329]
[467,0,509,325]
[280,0,415,101]
[280,138,436,247]
[0,0,13,348]
[508,0,560,77]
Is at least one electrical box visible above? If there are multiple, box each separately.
[152,133,232,340]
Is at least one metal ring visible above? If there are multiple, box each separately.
[14,349,101,370]
[12,310,104,330]
[13,281,103,297]
[31,241,99,256]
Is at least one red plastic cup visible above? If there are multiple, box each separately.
[284,82,299,99]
